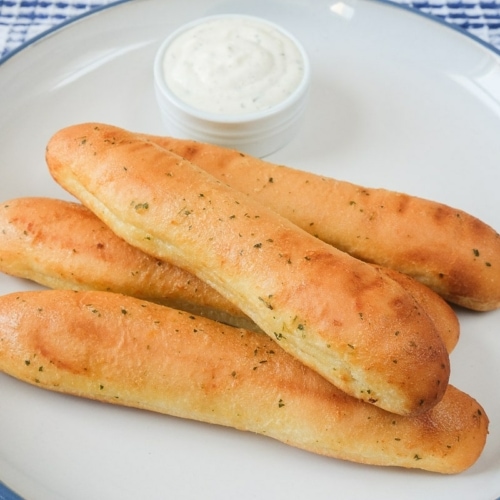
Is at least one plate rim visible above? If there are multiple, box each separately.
[1,0,499,68]
[0,480,23,500]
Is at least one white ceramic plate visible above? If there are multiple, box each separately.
[1,0,500,498]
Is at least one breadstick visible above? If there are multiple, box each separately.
[142,134,500,312]
[0,196,256,331]
[0,196,459,352]
[0,290,488,474]
[46,123,450,416]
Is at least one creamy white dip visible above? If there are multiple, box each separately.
[162,16,306,115]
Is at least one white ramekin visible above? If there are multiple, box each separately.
[153,14,310,157]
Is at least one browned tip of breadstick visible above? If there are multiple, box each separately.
[45,123,451,417]
[0,290,489,474]
[144,134,500,312]
[0,196,458,352]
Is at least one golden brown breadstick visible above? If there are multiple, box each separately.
[143,134,500,312]
[0,290,488,474]
[0,196,460,352]
[0,196,256,331]
[46,123,450,416]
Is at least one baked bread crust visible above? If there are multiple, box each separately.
[0,197,256,330]
[0,196,459,352]
[46,123,450,416]
[145,134,500,311]
[0,290,488,474]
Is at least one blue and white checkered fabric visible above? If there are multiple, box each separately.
[395,0,500,48]
[0,0,500,59]
[0,0,117,58]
